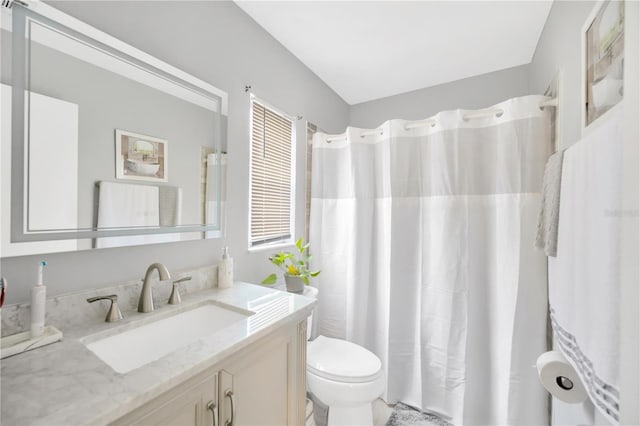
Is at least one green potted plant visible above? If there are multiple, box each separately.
[262,237,320,293]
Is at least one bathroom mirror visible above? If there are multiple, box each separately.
[1,2,228,255]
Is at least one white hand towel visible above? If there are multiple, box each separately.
[535,149,565,256]
[95,181,160,248]
[548,109,623,424]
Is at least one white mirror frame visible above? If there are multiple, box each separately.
[8,1,228,242]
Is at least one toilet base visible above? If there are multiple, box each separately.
[327,403,373,426]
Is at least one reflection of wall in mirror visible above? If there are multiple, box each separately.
[1,19,222,252]
[0,84,79,257]
[27,32,216,231]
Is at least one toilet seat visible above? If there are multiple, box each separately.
[307,335,382,383]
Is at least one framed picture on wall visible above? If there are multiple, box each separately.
[115,129,169,182]
[582,0,625,131]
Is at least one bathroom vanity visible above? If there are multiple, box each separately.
[113,324,299,426]
[0,280,314,425]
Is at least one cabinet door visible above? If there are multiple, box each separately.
[219,336,289,426]
[112,373,217,426]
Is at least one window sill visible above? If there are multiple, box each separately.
[247,240,295,254]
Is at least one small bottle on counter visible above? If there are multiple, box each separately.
[217,247,234,288]
[31,261,47,337]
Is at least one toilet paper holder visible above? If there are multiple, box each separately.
[536,351,588,404]
[555,375,574,391]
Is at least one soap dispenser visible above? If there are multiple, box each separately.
[217,247,234,289]
[31,261,47,337]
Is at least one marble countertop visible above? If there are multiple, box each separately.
[1,282,315,426]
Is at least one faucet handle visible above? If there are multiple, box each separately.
[169,276,191,305]
[87,294,124,323]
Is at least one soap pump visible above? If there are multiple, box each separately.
[217,247,234,289]
[31,260,47,337]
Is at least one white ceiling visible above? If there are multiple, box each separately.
[235,1,553,105]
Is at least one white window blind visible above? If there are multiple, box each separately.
[249,99,295,247]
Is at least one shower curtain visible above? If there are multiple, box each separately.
[309,95,551,425]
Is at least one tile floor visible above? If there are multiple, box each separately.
[306,398,394,426]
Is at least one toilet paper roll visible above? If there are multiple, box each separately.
[536,351,588,404]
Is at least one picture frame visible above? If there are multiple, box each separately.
[115,129,168,182]
[581,0,625,132]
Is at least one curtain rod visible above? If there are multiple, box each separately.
[326,128,382,143]
[407,97,557,130]
[325,97,557,143]
[539,98,558,108]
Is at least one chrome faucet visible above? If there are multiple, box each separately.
[138,263,171,313]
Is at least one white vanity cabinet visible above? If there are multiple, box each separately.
[217,330,290,426]
[111,319,307,426]
[116,374,218,426]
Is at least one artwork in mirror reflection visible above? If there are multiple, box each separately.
[0,9,225,256]
[116,130,168,183]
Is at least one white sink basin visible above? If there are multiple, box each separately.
[85,302,251,373]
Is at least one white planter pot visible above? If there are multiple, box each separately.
[284,275,305,293]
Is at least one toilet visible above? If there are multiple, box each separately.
[304,287,385,426]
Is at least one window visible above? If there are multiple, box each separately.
[249,98,296,248]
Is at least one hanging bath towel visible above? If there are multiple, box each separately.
[549,109,623,425]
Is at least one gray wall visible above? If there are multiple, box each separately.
[528,0,596,151]
[1,1,349,304]
[348,64,531,129]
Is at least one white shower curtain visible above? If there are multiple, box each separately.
[309,95,551,425]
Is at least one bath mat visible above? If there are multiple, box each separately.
[386,403,452,426]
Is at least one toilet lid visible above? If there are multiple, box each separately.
[307,335,382,383]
